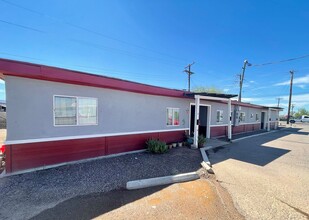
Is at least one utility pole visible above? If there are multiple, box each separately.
[238,60,251,102]
[184,62,195,92]
[276,97,283,107]
[287,70,294,124]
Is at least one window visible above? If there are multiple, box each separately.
[239,112,245,122]
[166,108,179,126]
[216,110,223,123]
[250,113,254,119]
[256,113,259,121]
[54,96,98,126]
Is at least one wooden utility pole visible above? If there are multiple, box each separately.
[184,62,195,92]
[276,97,283,107]
[238,60,251,102]
[287,70,294,124]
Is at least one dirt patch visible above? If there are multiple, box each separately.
[31,177,243,220]
[95,178,244,220]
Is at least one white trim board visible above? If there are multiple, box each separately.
[238,122,261,125]
[5,128,190,145]
[210,122,260,127]
[210,124,228,127]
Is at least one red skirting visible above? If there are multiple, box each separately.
[210,126,227,137]
[210,123,261,138]
[5,130,185,173]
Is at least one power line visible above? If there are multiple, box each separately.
[0,52,44,61]
[0,19,44,33]
[0,18,185,68]
[0,51,178,82]
[251,54,309,67]
[0,0,188,63]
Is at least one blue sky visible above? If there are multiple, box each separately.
[0,0,309,114]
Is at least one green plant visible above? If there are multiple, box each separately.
[146,139,168,154]
[198,135,206,147]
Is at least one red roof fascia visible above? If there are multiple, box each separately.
[0,58,185,98]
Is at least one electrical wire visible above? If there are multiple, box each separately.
[0,0,188,63]
[251,54,309,67]
[0,19,44,33]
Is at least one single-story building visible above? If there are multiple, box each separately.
[0,58,282,174]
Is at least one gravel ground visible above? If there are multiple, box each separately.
[0,147,202,220]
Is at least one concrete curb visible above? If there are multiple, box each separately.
[199,147,215,174]
[200,147,211,166]
[126,172,199,190]
[201,161,214,174]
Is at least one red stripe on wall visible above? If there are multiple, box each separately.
[6,130,185,173]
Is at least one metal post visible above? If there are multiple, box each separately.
[287,70,294,124]
[267,108,271,131]
[228,98,232,140]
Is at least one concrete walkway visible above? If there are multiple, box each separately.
[208,125,309,220]
[205,138,229,149]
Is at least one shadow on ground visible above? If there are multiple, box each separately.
[207,128,305,167]
[30,186,166,220]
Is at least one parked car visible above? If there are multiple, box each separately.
[300,115,309,122]
[0,145,5,173]
[290,115,309,123]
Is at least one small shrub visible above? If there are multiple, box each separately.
[146,139,168,154]
[198,135,206,147]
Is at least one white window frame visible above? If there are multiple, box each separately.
[239,112,246,122]
[166,107,180,126]
[53,95,98,127]
[216,110,223,123]
[256,113,259,122]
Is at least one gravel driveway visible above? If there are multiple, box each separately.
[208,125,309,220]
[0,147,202,220]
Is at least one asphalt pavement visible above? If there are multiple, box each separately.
[208,124,309,220]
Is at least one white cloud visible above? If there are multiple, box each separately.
[0,80,4,84]
[297,85,306,89]
[280,93,309,103]
[275,74,309,86]
[249,80,255,83]
[223,88,230,92]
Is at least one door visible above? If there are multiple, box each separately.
[190,105,208,137]
[261,112,265,129]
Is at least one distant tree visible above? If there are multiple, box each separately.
[294,108,309,118]
[192,86,224,94]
